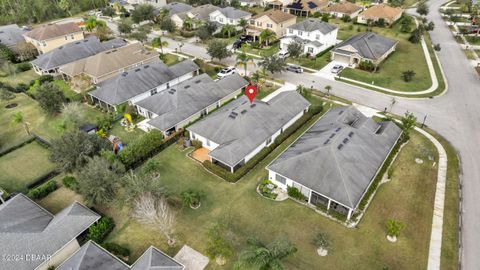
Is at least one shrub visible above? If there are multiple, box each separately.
[28,180,57,199]
[358,60,375,72]
[433,43,441,51]
[287,186,306,201]
[118,130,164,168]
[312,232,330,249]
[15,83,28,93]
[385,219,405,237]
[259,180,277,199]
[102,242,131,258]
[62,176,78,190]
[191,139,202,149]
[180,189,206,208]
[86,216,115,243]
[16,62,32,72]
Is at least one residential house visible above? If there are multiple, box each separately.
[136,73,249,135]
[188,91,310,173]
[322,1,364,18]
[0,194,100,270]
[267,106,402,220]
[246,10,297,40]
[357,4,403,25]
[209,7,252,28]
[331,32,397,67]
[236,0,262,7]
[23,22,84,54]
[59,42,159,84]
[89,59,199,111]
[127,0,167,8]
[284,0,329,17]
[0,24,26,49]
[280,18,337,55]
[57,240,184,270]
[171,4,221,29]
[31,36,126,75]
[164,2,193,16]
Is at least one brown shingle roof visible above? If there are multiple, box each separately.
[24,22,82,41]
[251,10,296,24]
[323,2,363,15]
[359,4,402,20]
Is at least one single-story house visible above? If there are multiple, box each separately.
[284,0,329,17]
[31,36,126,75]
[322,1,363,18]
[331,32,397,67]
[171,4,221,29]
[89,59,199,111]
[357,4,403,25]
[246,10,297,40]
[57,240,184,270]
[267,106,402,220]
[0,24,26,49]
[236,0,262,7]
[164,2,193,16]
[188,91,310,173]
[136,73,249,135]
[59,42,159,84]
[209,7,251,27]
[127,0,167,9]
[280,18,337,55]
[23,22,84,54]
[0,194,100,270]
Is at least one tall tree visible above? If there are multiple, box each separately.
[152,37,168,53]
[235,51,254,76]
[60,102,86,129]
[287,41,303,58]
[259,55,287,74]
[239,18,248,34]
[221,24,236,38]
[131,4,156,24]
[207,40,232,61]
[416,1,429,16]
[236,237,297,270]
[35,82,66,114]
[259,29,276,46]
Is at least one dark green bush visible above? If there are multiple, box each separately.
[118,130,164,168]
[287,186,307,201]
[16,62,32,72]
[191,139,202,149]
[28,180,57,199]
[86,216,115,243]
[102,242,131,258]
[62,176,78,190]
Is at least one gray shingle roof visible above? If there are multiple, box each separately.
[332,32,397,60]
[0,24,26,48]
[90,59,199,105]
[31,36,126,70]
[139,73,248,132]
[188,91,310,167]
[287,19,337,34]
[217,7,251,19]
[57,241,129,270]
[281,35,323,47]
[131,246,184,270]
[0,194,100,270]
[164,2,193,15]
[267,106,402,209]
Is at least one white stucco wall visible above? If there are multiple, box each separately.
[281,28,337,55]
[190,132,219,150]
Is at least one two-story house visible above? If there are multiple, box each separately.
[23,22,84,54]
[171,4,220,29]
[209,7,251,28]
[246,10,297,40]
[280,19,338,55]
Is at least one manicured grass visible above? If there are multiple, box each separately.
[37,174,85,214]
[0,69,38,87]
[27,79,82,101]
[465,36,480,45]
[256,82,280,100]
[0,142,56,193]
[242,43,280,57]
[162,53,182,66]
[109,122,145,145]
[288,51,332,70]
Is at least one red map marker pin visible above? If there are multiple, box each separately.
[245,85,257,104]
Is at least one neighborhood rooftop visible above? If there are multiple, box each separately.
[288,19,338,34]
[31,36,127,70]
[217,7,251,19]
[131,246,184,270]
[359,4,403,20]
[323,2,363,14]
[89,59,199,105]
[0,194,100,270]
[188,91,310,167]
[0,24,26,47]
[251,10,296,23]
[267,106,402,209]
[185,4,221,21]
[332,32,397,61]
[164,2,193,15]
[139,73,248,132]
[24,22,82,40]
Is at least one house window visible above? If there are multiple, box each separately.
[266,137,272,145]
[219,18,224,22]
[289,29,293,34]
[308,47,314,53]
[256,22,262,27]
[298,30,303,36]
[275,174,286,184]
[229,19,233,23]
[147,111,153,119]
[316,34,320,40]
[70,34,74,39]
[64,36,68,40]
[150,88,157,95]
[267,23,272,28]
[206,139,210,146]
[250,20,255,25]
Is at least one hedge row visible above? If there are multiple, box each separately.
[26,169,61,190]
[118,130,164,168]
[102,242,131,258]
[203,105,323,182]
[86,216,115,243]
[0,136,35,157]
[27,180,57,199]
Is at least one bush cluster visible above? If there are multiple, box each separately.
[62,176,78,191]
[287,186,307,201]
[28,180,57,199]
[102,242,131,258]
[86,216,115,243]
[118,130,164,168]
[191,139,202,149]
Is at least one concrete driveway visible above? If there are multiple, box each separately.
[313,61,346,80]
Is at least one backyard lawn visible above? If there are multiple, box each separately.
[109,122,145,145]
[0,141,56,193]
[0,69,38,87]
[241,43,280,57]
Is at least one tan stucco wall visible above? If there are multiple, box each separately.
[37,239,80,270]
[251,16,296,37]
[25,31,84,54]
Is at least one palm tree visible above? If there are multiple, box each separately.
[11,111,30,135]
[238,18,248,34]
[251,70,262,86]
[235,51,255,76]
[152,36,168,53]
[324,85,332,95]
[259,29,276,47]
[183,17,194,31]
[84,16,105,32]
[221,24,236,38]
[236,237,297,270]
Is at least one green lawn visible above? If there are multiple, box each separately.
[256,82,280,100]
[27,79,82,101]
[241,43,280,57]
[288,51,332,70]
[0,69,38,87]
[0,141,56,193]
[465,36,480,45]
[109,122,145,145]
[162,53,183,66]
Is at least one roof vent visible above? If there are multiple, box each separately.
[250,103,256,108]
[241,109,247,114]
[338,110,344,115]
[112,49,117,52]
[348,131,354,137]
[105,51,111,54]
[135,68,141,72]
[323,139,330,145]
[231,112,238,117]
[58,46,63,49]
[329,133,335,139]
[337,144,344,150]
[143,65,149,69]
[335,127,341,132]
[83,39,88,42]
[184,85,190,89]
[75,41,81,44]
[195,80,201,84]
[121,72,128,77]
[168,89,176,94]
[343,138,349,144]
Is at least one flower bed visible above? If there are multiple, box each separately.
[258,180,278,200]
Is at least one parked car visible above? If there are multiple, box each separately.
[233,40,246,50]
[240,35,254,43]
[286,65,303,73]
[217,67,236,78]
[331,64,344,74]
[277,51,289,58]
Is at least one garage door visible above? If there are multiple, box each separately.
[333,53,351,65]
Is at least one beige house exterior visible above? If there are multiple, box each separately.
[357,4,403,25]
[23,22,84,54]
[246,10,297,39]
[322,1,364,18]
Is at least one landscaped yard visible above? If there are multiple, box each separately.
[256,82,281,100]
[465,36,480,45]
[241,43,280,57]
[288,50,332,70]
[162,53,183,66]
[0,69,38,87]
[0,141,56,193]
[109,122,145,145]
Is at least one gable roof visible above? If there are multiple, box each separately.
[59,42,159,79]
[323,1,363,15]
[359,4,403,20]
[131,246,184,270]
[267,106,402,209]
[57,241,129,270]
[164,2,193,15]
[287,18,337,34]
[139,73,248,132]
[188,91,310,167]
[216,7,251,19]
[251,10,296,24]
[187,4,221,21]
[31,36,126,70]
[24,22,82,41]
[0,194,100,270]
[286,0,329,11]
[90,59,199,105]
[332,32,397,60]
[0,24,26,48]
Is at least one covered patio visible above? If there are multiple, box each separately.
[191,148,211,163]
